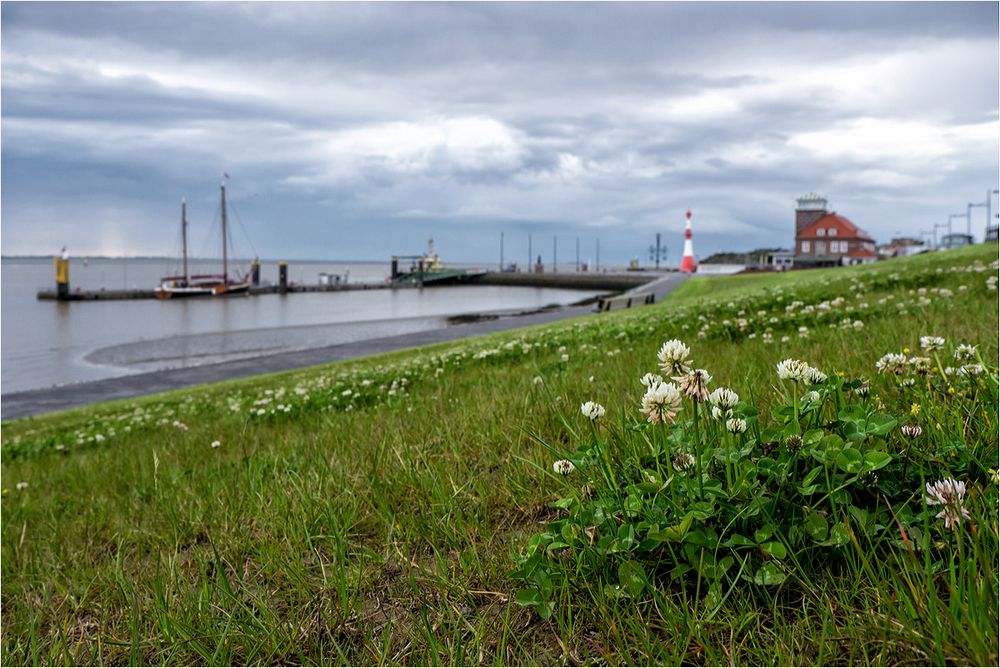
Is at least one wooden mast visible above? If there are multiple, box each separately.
[221,181,228,285]
[181,198,189,285]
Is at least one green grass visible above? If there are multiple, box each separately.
[2,244,998,665]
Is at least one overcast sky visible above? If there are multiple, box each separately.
[2,1,998,265]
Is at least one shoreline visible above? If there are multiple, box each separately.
[1,274,687,419]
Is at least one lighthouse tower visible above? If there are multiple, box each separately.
[679,210,697,273]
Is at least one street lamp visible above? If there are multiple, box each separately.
[947,213,966,238]
[968,200,987,241]
[933,222,949,248]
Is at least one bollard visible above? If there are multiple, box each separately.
[391,256,398,280]
[279,261,288,294]
[251,258,261,286]
[55,254,70,300]
[417,259,424,286]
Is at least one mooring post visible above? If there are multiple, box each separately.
[55,250,70,300]
[279,261,288,294]
[251,258,261,286]
[391,256,399,280]
[418,259,424,286]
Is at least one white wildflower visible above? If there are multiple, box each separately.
[776,358,810,382]
[726,417,748,434]
[640,381,682,424]
[954,344,977,361]
[924,478,971,530]
[657,339,692,377]
[708,387,739,410]
[679,369,712,402]
[580,401,606,421]
[553,459,576,475]
[639,373,663,388]
[805,367,828,384]
[211,440,221,449]
[919,336,945,351]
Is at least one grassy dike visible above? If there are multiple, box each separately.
[2,245,998,665]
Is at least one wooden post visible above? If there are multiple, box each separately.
[391,256,398,280]
[279,261,288,294]
[251,258,260,286]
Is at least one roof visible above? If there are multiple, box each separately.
[797,213,874,242]
[844,247,876,258]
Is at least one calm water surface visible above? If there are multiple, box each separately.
[1,258,599,394]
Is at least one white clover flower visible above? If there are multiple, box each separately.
[533,376,544,385]
[924,478,971,530]
[657,339,692,377]
[553,459,576,475]
[901,423,922,439]
[804,390,821,403]
[959,364,985,377]
[639,373,663,388]
[580,401,606,421]
[679,369,712,402]
[672,452,695,472]
[711,405,727,420]
[211,440,221,449]
[776,358,810,382]
[708,387,739,410]
[15,482,28,491]
[805,367,828,385]
[875,352,908,376]
[919,336,945,352]
[561,353,570,363]
[640,381,682,424]
[954,344,977,361]
[726,417,748,434]
[798,326,810,338]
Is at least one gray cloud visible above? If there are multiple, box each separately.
[2,2,997,264]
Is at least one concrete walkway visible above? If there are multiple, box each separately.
[2,276,688,419]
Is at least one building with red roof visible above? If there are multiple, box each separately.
[794,193,877,267]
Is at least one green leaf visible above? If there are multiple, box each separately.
[862,451,892,472]
[515,589,542,607]
[867,413,898,437]
[646,513,693,544]
[803,429,825,446]
[549,497,575,509]
[724,533,756,548]
[618,561,647,596]
[751,562,787,586]
[760,541,787,560]
[754,525,776,543]
[803,513,829,542]
[835,447,864,473]
[824,522,851,546]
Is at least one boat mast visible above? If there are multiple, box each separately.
[220,181,228,284]
[181,198,189,285]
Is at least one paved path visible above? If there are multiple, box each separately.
[2,276,688,419]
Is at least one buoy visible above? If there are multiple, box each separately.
[679,210,697,273]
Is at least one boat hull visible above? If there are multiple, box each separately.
[155,280,251,299]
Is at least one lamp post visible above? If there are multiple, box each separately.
[947,213,966,238]
[933,223,949,248]
[968,200,987,241]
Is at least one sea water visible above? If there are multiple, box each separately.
[1,258,600,394]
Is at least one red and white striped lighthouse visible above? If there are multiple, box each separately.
[678,210,697,273]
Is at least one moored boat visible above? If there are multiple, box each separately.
[156,181,252,299]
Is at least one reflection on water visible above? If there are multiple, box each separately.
[2,258,600,393]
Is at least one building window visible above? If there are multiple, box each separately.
[828,228,838,236]
[801,241,810,253]
[816,228,825,236]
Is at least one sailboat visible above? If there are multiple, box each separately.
[155,181,252,299]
